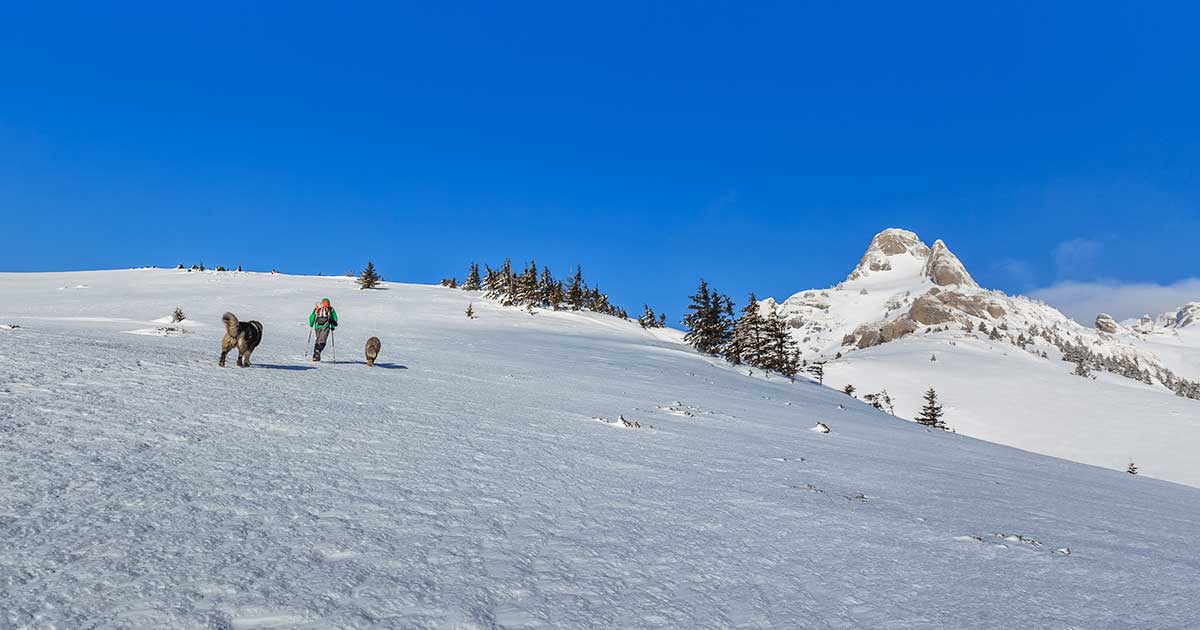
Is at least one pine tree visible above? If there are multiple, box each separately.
[549,281,565,310]
[782,347,802,381]
[357,261,381,289]
[639,305,661,329]
[763,301,796,374]
[916,387,948,430]
[730,293,766,366]
[514,260,541,306]
[462,263,481,291]
[658,312,667,328]
[499,258,515,305]
[807,362,825,384]
[465,303,476,319]
[843,384,856,397]
[683,279,725,355]
[1127,461,1139,475]
[483,265,503,299]
[539,266,555,307]
[566,266,586,311]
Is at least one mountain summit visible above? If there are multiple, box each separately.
[766,227,1200,484]
[844,228,976,288]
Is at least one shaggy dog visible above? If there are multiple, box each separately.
[365,336,382,367]
[220,312,263,367]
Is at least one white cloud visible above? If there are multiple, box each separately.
[1053,238,1103,279]
[1030,278,1200,324]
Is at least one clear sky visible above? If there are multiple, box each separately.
[3,2,1198,322]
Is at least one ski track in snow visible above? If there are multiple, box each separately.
[1,270,1199,629]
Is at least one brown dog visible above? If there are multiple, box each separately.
[365,336,381,367]
[220,312,263,367]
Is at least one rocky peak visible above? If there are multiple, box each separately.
[1177,303,1200,328]
[1095,313,1121,335]
[922,239,977,287]
[846,229,930,282]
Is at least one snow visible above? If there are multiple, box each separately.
[768,230,1200,487]
[3,269,1200,629]
[821,332,1200,486]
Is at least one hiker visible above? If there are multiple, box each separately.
[308,297,339,361]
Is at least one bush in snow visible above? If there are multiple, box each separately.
[172,307,186,323]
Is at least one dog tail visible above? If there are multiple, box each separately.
[222,312,238,333]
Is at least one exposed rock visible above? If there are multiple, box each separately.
[922,239,978,287]
[852,317,919,349]
[846,228,930,281]
[908,289,1004,325]
[1095,313,1120,335]
[1133,315,1155,334]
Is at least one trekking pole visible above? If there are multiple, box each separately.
[330,330,336,361]
[306,327,312,359]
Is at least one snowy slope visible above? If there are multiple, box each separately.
[3,269,1200,629]
[769,229,1200,486]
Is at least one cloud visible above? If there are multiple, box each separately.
[1053,238,1103,279]
[993,258,1035,290]
[1029,278,1200,324]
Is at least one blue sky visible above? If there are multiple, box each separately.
[2,2,1198,322]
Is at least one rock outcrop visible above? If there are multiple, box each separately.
[1095,313,1121,335]
[846,229,930,282]
[922,239,977,287]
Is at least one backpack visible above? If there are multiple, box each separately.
[314,304,331,326]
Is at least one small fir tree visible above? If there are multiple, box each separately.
[358,261,381,289]
[807,362,825,384]
[843,384,856,397]
[462,263,481,291]
[916,387,948,430]
[639,305,661,329]
[1126,461,1138,475]
[465,303,476,319]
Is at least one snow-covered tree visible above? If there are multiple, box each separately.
[683,279,728,356]
[843,384,856,397]
[639,305,662,329]
[462,263,481,291]
[566,266,586,311]
[1127,461,1139,475]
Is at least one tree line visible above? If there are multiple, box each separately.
[680,279,802,379]
[443,260,657,322]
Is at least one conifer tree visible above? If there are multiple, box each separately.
[549,281,566,310]
[731,293,766,366]
[683,279,725,355]
[916,387,948,430]
[567,266,586,311]
[465,303,476,319]
[514,260,540,306]
[463,263,481,291]
[483,265,503,299]
[807,361,825,384]
[764,301,796,373]
[1127,461,1139,475]
[357,261,381,289]
[639,305,661,329]
[539,266,555,307]
[843,384,856,397]
[658,312,667,328]
[499,258,515,305]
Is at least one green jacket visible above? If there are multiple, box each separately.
[309,302,339,330]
